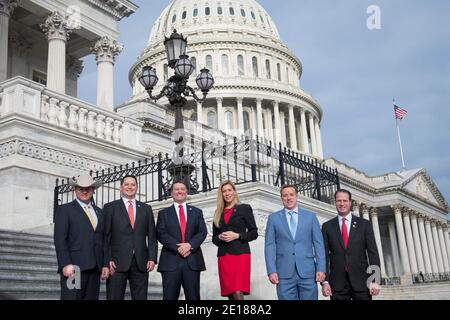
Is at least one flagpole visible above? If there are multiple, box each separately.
[393,99,406,171]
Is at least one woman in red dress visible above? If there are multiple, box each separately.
[212,180,258,300]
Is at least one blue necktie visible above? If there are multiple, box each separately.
[288,211,297,239]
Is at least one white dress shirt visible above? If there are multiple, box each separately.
[123,197,136,221]
[284,206,299,226]
[76,198,98,226]
[338,212,353,237]
[174,202,188,224]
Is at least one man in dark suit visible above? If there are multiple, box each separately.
[54,173,109,300]
[103,174,158,300]
[321,189,381,300]
[157,181,207,300]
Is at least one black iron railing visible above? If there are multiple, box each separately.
[53,136,340,221]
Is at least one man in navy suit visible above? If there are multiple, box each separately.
[157,180,207,300]
[265,184,326,300]
[103,174,158,300]
[54,173,109,300]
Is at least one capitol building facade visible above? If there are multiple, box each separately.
[0,0,449,299]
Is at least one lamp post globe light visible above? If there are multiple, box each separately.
[139,30,214,194]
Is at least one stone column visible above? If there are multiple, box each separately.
[417,214,433,274]
[256,98,264,139]
[402,209,418,274]
[280,111,287,146]
[300,108,308,153]
[40,11,72,94]
[272,101,281,146]
[370,207,387,277]
[216,97,223,131]
[388,219,401,276]
[437,224,450,271]
[197,101,203,124]
[361,204,370,220]
[444,227,450,271]
[91,36,123,111]
[266,108,273,144]
[314,117,324,158]
[351,200,360,217]
[288,104,298,150]
[424,217,439,274]
[237,97,244,136]
[308,112,317,156]
[410,211,426,274]
[392,204,411,274]
[296,118,302,151]
[0,0,17,82]
[431,221,445,273]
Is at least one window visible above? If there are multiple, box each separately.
[218,7,223,15]
[260,15,264,23]
[193,8,198,17]
[229,7,235,15]
[206,55,213,73]
[252,57,258,77]
[251,11,256,19]
[277,63,281,81]
[237,55,245,76]
[205,7,210,15]
[286,66,289,83]
[163,64,168,81]
[172,14,176,23]
[221,54,229,75]
[182,11,187,19]
[240,9,246,17]
[32,70,47,85]
[285,117,291,148]
[243,111,250,132]
[191,57,197,73]
[207,111,216,128]
[265,59,271,79]
[225,111,234,131]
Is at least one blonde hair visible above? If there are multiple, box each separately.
[213,180,241,228]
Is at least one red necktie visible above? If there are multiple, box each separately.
[128,200,135,229]
[342,217,348,249]
[179,205,186,243]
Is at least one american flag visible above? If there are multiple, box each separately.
[394,105,407,120]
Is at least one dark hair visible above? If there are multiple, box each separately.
[280,184,298,196]
[334,189,352,201]
[170,180,188,192]
[120,174,138,186]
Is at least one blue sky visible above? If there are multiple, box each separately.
[78,0,450,207]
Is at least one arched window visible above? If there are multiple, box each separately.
[243,111,250,132]
[172,14,176,23]
[193,8,198,17]
[251,11,256,20]
[252,57,258,77]
[205,7,210,16]
[229,7,235,16]
[206,55,213,73]
[191,56,197,73]
[182,11,187,19]
[225,111,234,131]
[207,111,216,128]
[163,63,168,81]
[218,7,223,15]
[237,55,245,76]
[277,63,281,81]
[265,59,271,79]
[221,54,229,75]
[286,66,289,83]
[240,9,246,17]
[260,15,264,24]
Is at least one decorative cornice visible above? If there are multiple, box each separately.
[67,57,84,79]
[40,11,72,42]
[91,36,123,64]
[87,0,137,20]
[0,139,111,172]
[0,0,18,17]
[391,204,403,214]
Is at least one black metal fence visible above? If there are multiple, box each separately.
[54,136,340,220]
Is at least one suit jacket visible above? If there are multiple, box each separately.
[321,215,380,291]
[265,208,325,279]
[54,200,104,273]
[212,203,258,256]
[156,204,207,272]
[103,199,158,273]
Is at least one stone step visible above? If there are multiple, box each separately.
[0,239,56,251]
[0,253,58,267]
[0,230,53,244]
[0,247,56,259]
[0,262,55,273]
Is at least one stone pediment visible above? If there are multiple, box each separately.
[402,170,448,210]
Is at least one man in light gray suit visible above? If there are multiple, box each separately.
[264,184,326,300]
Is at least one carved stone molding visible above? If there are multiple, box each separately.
[391,204,403,214]
[91,36,123,64]
[67,56,84,79]
[0,0,18,17]
[369,207,378,218]
[40,11,73,42]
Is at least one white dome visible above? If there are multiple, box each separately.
[148,0,281,45]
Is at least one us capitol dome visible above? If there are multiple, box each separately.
[128,0,324,159]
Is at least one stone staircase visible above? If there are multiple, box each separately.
[0,229,163,300]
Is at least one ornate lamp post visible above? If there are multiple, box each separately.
[139,30,214,193]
